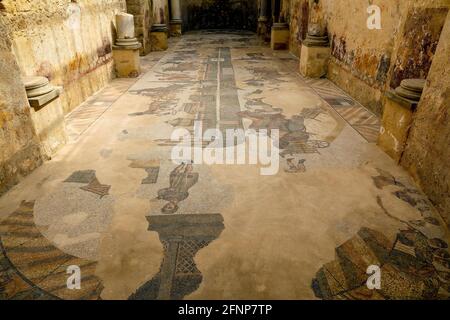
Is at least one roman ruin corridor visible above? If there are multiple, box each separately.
[1,31,448,300]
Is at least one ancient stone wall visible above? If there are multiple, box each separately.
[288,0,449,116]
[401,12,450,228]
[181,0,258,31]
[288,0,310,57]
[126,0,153,55]
[1,0,127,115]
[0,0,128,195]
[153,0,169,25]
[0,15,43,196]
[328,0,449,116]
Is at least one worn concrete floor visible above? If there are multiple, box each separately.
[1,31,449,300]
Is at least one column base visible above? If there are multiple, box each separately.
[378,91,418,162]
[270,23,290,50]
[257,17,268,37]
[151,24,169,51]
[113,46,141,78]
[299,44,331,78]
[170,20,182,37]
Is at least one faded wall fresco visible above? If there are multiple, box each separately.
[286,0,449,115]
[181,0,258,31]
[390,7,448,89]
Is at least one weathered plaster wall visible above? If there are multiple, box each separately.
[326,0,448,115]
[153,0,169,25]
[389,6,448,89]
[324,0,404,115]
[181,0,258,31]
[401,12,450,227]
[0,15,43,196]
[288,0,310,57]
[2,0,127,114]
[287,0,449,116]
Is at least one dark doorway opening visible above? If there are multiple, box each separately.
[181,0,258,31]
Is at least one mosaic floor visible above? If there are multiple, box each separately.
[1,31,449,300]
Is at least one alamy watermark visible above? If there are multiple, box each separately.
[67,265,81,290]
[170,121,280,176]
[367,5,382,30]
[366,265,381,290]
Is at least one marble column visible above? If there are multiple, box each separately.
[151,0,169,51]
[169,0,182,36]
[113,13,142,77]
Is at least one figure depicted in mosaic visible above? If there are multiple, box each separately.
[129,213,224,300]
[157,163,199,215]
[238,106,330,159]
[312,169,450,300]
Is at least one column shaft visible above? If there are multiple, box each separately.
[259,0,269,19]
[170,0,182,22]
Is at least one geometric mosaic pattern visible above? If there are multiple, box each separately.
[0,201,103,300]
[304,78,380,143]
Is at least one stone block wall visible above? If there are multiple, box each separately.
[1,0,127,115]
[0,15,43,196]
[288,0,449,116]
[288,0,310,57]
[126,0,152,55]
[0,0,127,195]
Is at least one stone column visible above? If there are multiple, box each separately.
[257,0,269,37]
[151,0,169,51]
[169,0,182,36]
[299,24,330,78]
[113,13,142,78]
